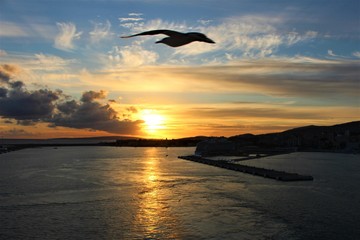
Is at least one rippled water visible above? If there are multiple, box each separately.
[0,147,359,239]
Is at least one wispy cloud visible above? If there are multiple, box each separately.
[133,18,188,33]
[178,15,317,56]
[0,52,78,87]
[89,20,114,43]
[169,57,359,97]
[0,21,28,37]
[107,45,159,67]
[0,50,7,57]
[29,22,57,40]
[34,53,76,71]
[54,22,82,51]
[129,13,143,17]
[119,17,144,22]
[119,14,318,58]
[0,20,56,40]
[286,31,317,45]
[99,56,359,99]
[197,19,213,25]
[328,49,337,57]
[119,13,145,29]
[353,51,360,58]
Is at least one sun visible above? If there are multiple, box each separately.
[141,109,165,135]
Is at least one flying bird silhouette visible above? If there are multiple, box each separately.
[120,29,215,47]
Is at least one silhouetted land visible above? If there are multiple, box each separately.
[1,121,359,154]
[178,155,314,181]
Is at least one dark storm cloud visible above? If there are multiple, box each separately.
[0,87,61,120]
[17,119,38,126]
[0,88,7,98]
[0,64,142,135]
[57,100,79,114]
[51,91,142,134]
[0,71,10,83]
[80,90,106,102]
[9,80,25,89]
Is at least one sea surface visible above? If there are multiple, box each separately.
[0,147,359,240]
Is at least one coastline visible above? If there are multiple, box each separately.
[1,143,358,156]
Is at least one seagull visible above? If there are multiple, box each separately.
[120,29,215,47]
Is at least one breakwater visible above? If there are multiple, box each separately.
[178,155,313,181]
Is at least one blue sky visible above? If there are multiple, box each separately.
[0,0,359,138]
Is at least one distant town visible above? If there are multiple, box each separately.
[1,121,359,155]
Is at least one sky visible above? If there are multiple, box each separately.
[0,0,359,139]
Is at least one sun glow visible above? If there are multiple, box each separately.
[141,109,166,136]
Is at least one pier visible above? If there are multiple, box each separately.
[178,155,313,182]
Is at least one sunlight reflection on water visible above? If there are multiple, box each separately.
[132,148,182,239]
[1,147,359,240]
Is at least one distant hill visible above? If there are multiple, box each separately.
[282,121,360,135]
[1,121,359,151]
[114,136,209,147]
[0,136,137,145]
[229,121,360,152]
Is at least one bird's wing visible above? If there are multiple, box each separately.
[120,29,183,38]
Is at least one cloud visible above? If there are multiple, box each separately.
[328,50,337,57]
[0,64,20,84]
[126,106,138,113]
[0,21,56,40]
[119,13,145,29]
[0,21,28,37]
[197,19,213,25]
[29,22,57,40]
[0,88,7,98]
[89,20,114,43]
[100,57,359,99]
[185,106,324,120]
[286,31,317,45]
[0,87,60,121]
[0,64,142,135]
[0,50,7,57]
[0,128,34,138]
[54,22,82,51]
[128,13,143,17]
[0,64,61,122]
[119,13,144,22]
[353,51,360,58]
[119,17,144,22]
[196,16,317,57]
[34,53,75,71]
[120,15,317,57]
[81,90,107,102]
[172,57,360,97]
[51,90,142,135]
[108,45,159,67]
[135,18,188,33]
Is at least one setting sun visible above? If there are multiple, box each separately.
[141,109,166,136]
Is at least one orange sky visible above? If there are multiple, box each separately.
[1,1,359,139]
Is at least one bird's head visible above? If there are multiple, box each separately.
[188,32,215,44]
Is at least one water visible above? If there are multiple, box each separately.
[0,147,359,240]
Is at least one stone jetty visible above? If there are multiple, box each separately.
[178,155,313,182]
